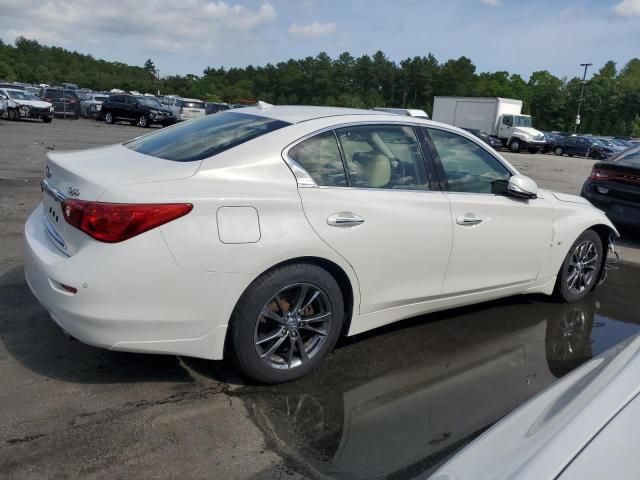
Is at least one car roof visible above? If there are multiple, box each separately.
[234,105,391,124]
[180,98,204,102]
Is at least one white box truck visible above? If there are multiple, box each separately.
[432,97,546,153]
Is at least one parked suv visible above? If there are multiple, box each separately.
[205,102,231,115]
[39,87,81,119]
[553,136,615,160]
[101,94,175,127]
[166,97,206,121]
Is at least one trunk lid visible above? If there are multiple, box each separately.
[41,143,201,255]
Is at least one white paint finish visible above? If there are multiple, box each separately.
[429,335,640,480]
[299,187,453,314]
[443,193,553,294]
[216,206,261,244]
[22,106,619,361]
[559,393,640,480]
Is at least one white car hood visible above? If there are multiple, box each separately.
[551,191,592,206]
[11,99,52,109]
[514,126,544,138]
[429,334,640,480]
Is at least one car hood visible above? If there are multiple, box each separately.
[429,334,640,480]
[514,127,544,139]
[11,99,52,109]
[551,191,592,206]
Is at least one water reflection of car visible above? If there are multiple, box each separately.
[80,93,109,118]
[430,333,640,479]
[461,127,503,150]
[553,136,616,160]
[1,88,54,123]
[239,298,602,479]
[581,145,640,228]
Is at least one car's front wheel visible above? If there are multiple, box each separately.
[7,109,18,121]
[554,230,603,302]
[509,139,521,153]
[554,146,564,156]
[229,263,344,383]
[42,116,52,123]
[137,115,149,127]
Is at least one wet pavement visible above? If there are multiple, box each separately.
[234,261,640,480]
[2,119,640,479]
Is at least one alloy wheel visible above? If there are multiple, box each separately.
[138,115,147,127]
[105,113,113,124]
[566,240,598,294]
[254,283,332,370]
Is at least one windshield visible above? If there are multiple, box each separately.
[513,116,532,128]
[612,139,631,147]
[588,138,605,146]
[137,97,162,108]
[612,146,640,167]
[125,111,290,162]
[6,90,33,100]
[597,138,614,147]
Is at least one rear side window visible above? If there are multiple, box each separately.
[125,112,290,162]
[288,131,347,186]
[47,90,63,99]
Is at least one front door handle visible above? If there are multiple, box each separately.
[456,214,483,226]
[327,212,365,227]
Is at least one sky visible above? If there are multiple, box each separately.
[1,0,640,80]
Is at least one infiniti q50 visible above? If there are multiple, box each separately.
[24,105,617,383]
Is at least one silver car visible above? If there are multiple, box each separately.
[166,97,206,121]
[80,93,109,118]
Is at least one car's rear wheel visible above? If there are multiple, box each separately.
[554,146,563,156]
[7,109,18,121]
[42,116,52,123]
[554,230,603,302]
[229,264,344,384]
[104,112,114,124]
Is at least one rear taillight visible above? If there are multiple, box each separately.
[61,200,192,243]
[589,167,610,181]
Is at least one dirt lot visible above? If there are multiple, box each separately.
[1,118,639,480]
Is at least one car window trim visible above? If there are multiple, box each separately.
[420,125,517,196]
[282,120,438,191]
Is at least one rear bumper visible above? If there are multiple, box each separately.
[23,205,251,360]
[581,181,640,226]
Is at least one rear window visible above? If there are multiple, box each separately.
[613,146,640,167]
[183,101,205,109]
[46,90,63,99]
[124,112,290,162]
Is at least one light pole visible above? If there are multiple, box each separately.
[154,68,161,96]
[573,62,592,134]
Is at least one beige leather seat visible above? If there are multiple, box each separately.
[357,153,391,188]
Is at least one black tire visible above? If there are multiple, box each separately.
[137,115,149,127]
[42,116,52,123]
[7,109,18,121]
[229,263,344,384]
[509,139,521,153]
[554,230,603,303]
[554,146,563,156]
[104,112,114,124]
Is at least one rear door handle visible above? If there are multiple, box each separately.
[456,214,483,226]
[327,212,365,227]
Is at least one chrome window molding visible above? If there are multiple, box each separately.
[281,120,517,189]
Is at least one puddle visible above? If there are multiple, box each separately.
[235,262,640,480]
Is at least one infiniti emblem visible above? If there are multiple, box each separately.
[45,166,52,178]
[67,187,80,197]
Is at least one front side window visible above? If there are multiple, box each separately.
[428,128,511,194]
[336,125,429,190]
[502,116,513,126]
[288,131,347,186]
[125,111,290,162]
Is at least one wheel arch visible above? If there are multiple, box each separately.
[230,256,357,339]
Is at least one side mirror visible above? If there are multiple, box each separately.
[507,174,538,199]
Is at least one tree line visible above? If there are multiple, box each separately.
[1,36,639,136]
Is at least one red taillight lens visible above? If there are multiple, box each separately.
[590,167,610,181]
[61,200,193,243]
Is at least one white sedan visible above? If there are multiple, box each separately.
[24,105,617,383]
